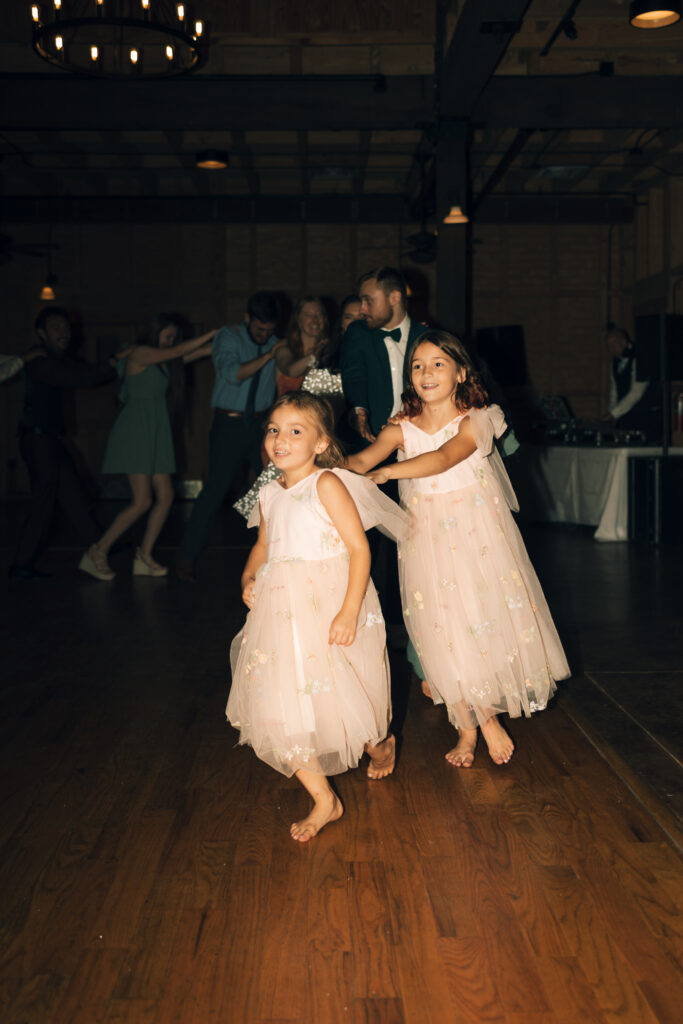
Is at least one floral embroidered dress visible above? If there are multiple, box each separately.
[227,468,407,777]
[398,405,570,731]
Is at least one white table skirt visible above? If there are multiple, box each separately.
[510,445,683,542]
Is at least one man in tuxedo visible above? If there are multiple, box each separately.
[341,266,425,441]
[340,266,426,714]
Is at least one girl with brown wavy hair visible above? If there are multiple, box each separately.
[347,330,569,769]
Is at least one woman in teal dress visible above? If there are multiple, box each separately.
[79,315,216,581]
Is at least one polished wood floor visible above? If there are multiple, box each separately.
[1,503,682,1024]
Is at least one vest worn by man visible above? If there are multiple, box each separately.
[612,346,656,438]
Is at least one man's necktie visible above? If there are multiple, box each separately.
[244,368,261,424]
[380,328,402,343]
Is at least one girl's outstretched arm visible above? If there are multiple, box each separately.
[241,511,267,609]
[317,471,371,647]
[345,423,403,475]
[368,416,476,485]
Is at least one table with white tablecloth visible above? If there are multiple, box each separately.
[509,445,683,541]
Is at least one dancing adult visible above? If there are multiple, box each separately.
[341,267,426,442]
[177,291,281,581]
[9,307,121,581]
[233,293,363,521]
[340,267,427,697]
[274,296,330,395]
[80,314,216,581]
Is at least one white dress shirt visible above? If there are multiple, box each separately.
[608,356,648,420]
[383,314,410,416]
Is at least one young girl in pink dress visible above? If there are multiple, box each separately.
[227,392,407,841]
[347,331,570,768]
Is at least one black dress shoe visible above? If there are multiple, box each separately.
[8,564,51,580]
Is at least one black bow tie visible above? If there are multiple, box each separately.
[381,328,402,342]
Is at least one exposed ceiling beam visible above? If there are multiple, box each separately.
[0,74,434,132]
[163,132,211,196]
[353,131,372,195]
[229,130,260,195]
[0,193,634,225]
[440,1,533,116]
[473,76,683,130]
[474,128,535,210]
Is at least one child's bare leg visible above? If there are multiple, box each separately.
[420,679,433,699]
[445,726,477,768]
[365,734,395,780]
[291,768,343,842]
[480,715,514,765]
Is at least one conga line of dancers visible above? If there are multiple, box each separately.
[227,330,569,842]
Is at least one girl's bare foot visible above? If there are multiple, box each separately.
[480,716,514,765]
[290,791,343,842]
[365,734,396,779]
[420,678,433,699]
[445,727,477,768]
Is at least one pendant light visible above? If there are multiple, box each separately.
[629,2,681,28]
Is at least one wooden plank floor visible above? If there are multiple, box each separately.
[1,513,682,1024]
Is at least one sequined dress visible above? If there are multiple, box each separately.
[227,468,407,776]
[398,405,570,730]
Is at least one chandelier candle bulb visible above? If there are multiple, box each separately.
[32,0,208,76]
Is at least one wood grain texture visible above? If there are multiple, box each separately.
[0,532,682,1024]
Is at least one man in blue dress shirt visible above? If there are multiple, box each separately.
[177,291,280,580]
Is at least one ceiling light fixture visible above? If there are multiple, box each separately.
[630,1,681,27]
[196,150,229,170]
[40,273,57,302]
[31,0,209,78]
[443,205,469,225]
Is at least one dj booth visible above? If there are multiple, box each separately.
[511,439,683,541]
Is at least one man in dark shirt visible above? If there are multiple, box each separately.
[10,307,120,580]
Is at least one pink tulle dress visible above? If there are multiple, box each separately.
[397,405,570,731]
[227,468,408,777]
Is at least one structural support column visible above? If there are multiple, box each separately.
[435,118,472,341]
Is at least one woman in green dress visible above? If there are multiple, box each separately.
[79,315,216,581]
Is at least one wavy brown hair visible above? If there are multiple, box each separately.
[402,329,489,417]
[267,391,344,468]
[285,296,330,360]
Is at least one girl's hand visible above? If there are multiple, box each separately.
[329,609,358,646]
[368,467,392,486]
[242,577,256,609]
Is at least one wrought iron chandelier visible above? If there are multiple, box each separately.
[31,1,209,78]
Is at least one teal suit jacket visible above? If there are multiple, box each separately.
[340,318,426,437]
